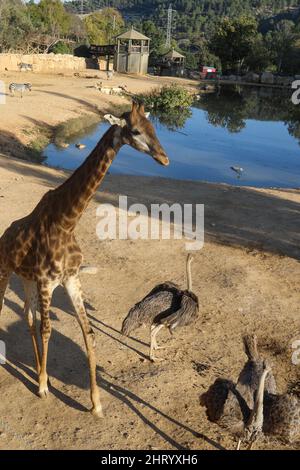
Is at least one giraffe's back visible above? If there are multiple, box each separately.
[0,190,82,281]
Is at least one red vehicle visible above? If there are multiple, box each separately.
[200,66,217,80]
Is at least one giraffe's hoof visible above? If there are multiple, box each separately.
[91,406,104,418]
[150,356,164,363]
[38,387,49,399]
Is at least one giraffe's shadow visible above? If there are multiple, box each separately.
[1,275,92,392]
[8,273,150,358]
[1,275,224,450]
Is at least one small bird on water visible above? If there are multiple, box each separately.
[121,254,199,362]
[76,143,86,150]
[231,166,244,176]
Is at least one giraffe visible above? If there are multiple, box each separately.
[0,101,169,417]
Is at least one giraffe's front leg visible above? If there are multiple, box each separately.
[38,282,53,398]
[64,275,103,418]
[22,279,41,374]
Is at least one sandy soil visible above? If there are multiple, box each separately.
[0,151,299,450]
[0,70,199,157]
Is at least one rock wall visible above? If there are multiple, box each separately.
[0,53,87,73]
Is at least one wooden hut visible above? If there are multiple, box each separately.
[114,28,150,75]
[161,49,186,76]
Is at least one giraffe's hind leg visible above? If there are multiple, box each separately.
[64,275,103,418]
[22,279,41,374]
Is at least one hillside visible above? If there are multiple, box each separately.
[66,0,300,37]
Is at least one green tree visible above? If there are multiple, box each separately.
[0,0,33,51]
[84,8,124,45]
[210,15,259,72]
[244,34,271,72]
[193,39,222,69]
[140,20,165,63]
[27,0,72,37]
[265,20,297,72]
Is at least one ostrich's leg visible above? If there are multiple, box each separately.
[236,439,242,451]
[150,324,165,362]
[247,440,255,450]
[64,275,103,418]
[152,328,168,349]
[23,279,41,374]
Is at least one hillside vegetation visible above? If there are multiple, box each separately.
[1,0,300,74]
[66,0,300,37]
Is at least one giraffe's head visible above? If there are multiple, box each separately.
[104,101,169,166]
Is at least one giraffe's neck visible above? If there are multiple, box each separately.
[51,125,124,231]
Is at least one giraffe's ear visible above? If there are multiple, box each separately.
[144,112,150,119]
[104,114,127,127]
[132,101,139,113]
[139,103,145,114]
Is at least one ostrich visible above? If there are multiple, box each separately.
[200,335,276,450]
[121,254,199,362]
[201,335,300,449]
[234,335,300,446]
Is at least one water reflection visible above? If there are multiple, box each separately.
[150,107,192,131]
[44,85,300,188]
[194,85,300,143]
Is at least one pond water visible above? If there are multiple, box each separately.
[44,86,300,188]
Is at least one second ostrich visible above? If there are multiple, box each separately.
[122,254,199,361]
[201,335,300,449]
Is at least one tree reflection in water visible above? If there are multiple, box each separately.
[192,85,300,143]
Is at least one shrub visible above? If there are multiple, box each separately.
[51,41,73,55]
[139,84,193,110]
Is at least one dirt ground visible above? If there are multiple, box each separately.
[0,70,199,157]
[0,151,299,450]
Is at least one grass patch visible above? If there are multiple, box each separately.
[21,125,52,163]
[15,103,131,164]
[54,114,101,146]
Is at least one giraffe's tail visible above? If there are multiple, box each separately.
[80,266,98,275]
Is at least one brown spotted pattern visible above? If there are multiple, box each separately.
[0,102,169,417]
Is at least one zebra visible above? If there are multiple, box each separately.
[9,83,32,98]
[18,63,33,72]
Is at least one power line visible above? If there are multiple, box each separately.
[166,4,176,49]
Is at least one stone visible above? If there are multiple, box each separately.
[261,72,274,85]
[244,72,260,83]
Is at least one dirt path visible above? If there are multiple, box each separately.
[0,71,199,158]
[0,155,299,450]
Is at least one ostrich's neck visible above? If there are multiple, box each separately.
[248,368,269,429]
[186,259,192,291]
[51,125,123,231]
